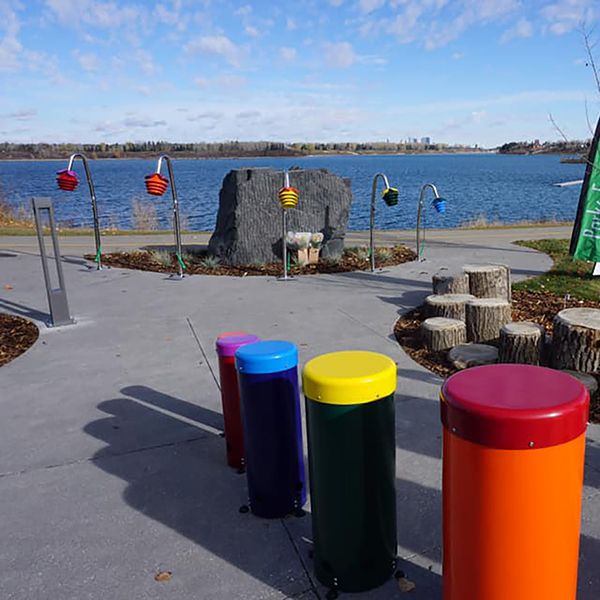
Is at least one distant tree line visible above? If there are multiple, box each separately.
[0,141,299,160]
[498,140,590,155]
[0,140,485,160]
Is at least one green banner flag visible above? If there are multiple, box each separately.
[570,116,600,261]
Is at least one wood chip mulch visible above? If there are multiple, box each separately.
[89,245,417,276]
[0,313,39,367]
[394,289,600,423]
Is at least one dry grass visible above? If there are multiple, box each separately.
[0,196,34,230]
[131,198,159,230]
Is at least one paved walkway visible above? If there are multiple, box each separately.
[0,228,598,600]
[0,224,572,255]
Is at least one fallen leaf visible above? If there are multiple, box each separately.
[154,571,172,582]
[397,577,416,593]
[4,284,13,290]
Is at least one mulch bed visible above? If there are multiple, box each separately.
[89,245,416,276]
[394,289,600,423]
[0,314,39,367]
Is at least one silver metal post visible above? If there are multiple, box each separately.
[282,208,289,279]
[32,197,75,327]
[416,183,440,260]
[156,154,184,279]
[369,172,391,272]
[67,153,102,269]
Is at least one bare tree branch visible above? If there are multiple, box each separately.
[585,97,595,135]
[548,112,570,143]
[581,23,600,95]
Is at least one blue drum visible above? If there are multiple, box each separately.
[235,340,306,518]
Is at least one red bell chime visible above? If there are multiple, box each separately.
[56,169,79,191]
[145,172,169,196]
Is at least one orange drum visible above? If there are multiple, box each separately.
[441,364,589,600]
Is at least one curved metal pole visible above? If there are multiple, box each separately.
[416,183,440,260]
[369,172,391,272]
[67,153,102,269]
[156,154,184,279]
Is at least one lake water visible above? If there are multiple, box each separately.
[0,154,585,231]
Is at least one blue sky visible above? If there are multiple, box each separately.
[0,0,599,147]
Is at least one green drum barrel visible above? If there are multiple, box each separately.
[302,351,397,593]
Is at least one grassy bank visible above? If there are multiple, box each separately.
[514,239,599,301]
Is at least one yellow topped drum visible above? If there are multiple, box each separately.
[302,351,397,593]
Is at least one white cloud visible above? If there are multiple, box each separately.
[280,46,297,62]
[236,110,261,119]
[154,1,186,31]
[329,0,344,6]
[245,25,259,37]
[0,0,23,72]
[376,0,522,48]
[123,117,167,128]
[359,0,386,14]
[187,111,223,122]
[0,108,36,121]
[501,17,533,43]
[74,50,99,72]
[452,51,465,59]
[134,49,157,75]
[234,4,252,16]
[185,35,244,66]
[45,0,141,29]
[217,74,247,87]
[541,0,596,35]
[286,17,297,31]
[324,41,356,68]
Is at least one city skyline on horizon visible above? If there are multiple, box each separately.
[1,0,600,148]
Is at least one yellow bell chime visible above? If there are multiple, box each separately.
[278,185,299,209]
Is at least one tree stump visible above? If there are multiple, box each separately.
[560,370,598,400]
[421,317,467,351]
[425,293,475,321]
[465,297,512,343]
[463,264,511,300]
[552,308,600,373]
[432,272,469,295]
[498,322,544,365]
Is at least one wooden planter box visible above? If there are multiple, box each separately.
[308,247,320,264]
[297,248,309,266]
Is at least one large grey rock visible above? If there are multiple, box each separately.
[448,343,499,369]
[208,168,352,265]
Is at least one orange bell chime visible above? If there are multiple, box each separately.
[145,172,169,196]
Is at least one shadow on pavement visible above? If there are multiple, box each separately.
[84,393,314,598]
[0,297,49,323]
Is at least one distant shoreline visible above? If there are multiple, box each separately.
[0,150,586,162]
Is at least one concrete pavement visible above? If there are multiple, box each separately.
[0,224,573,256]
[0,227,598,600]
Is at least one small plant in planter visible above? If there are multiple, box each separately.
[345,246,370,262]
[286,232,312,266]
[149,249,173,267]
[200,256,221,270]
[375,247,393,262]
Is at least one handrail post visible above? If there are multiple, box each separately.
[416,183,441,260]
[369,172,391,272]
[66,153,102,269]
[155,154,184,279]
